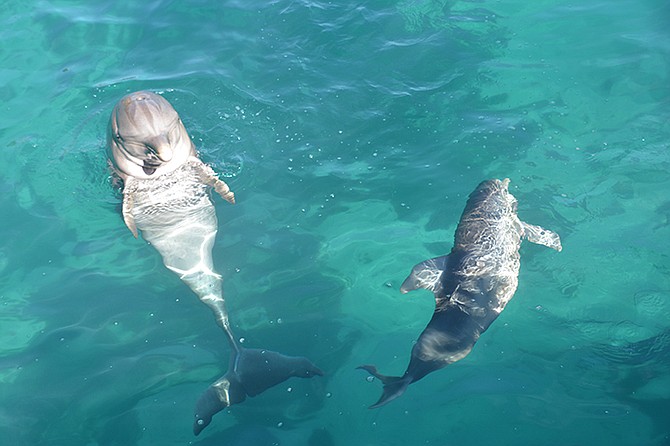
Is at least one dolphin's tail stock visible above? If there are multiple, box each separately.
[194,347,324,436]
[357,365,412,408]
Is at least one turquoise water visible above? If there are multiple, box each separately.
[1,0,669,444]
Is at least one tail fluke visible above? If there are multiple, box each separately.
[194,347,323,436]
[193,373,246,435]
[232,347,324,396]
[357,365,412,408]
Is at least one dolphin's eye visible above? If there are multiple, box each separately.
[115,133,124,142]
[197,419,204,426]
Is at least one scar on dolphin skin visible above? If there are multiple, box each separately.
[359,178,562,408]
[106,91,323,436]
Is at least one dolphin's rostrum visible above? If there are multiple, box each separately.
[359,178,562,408]
[107,91,323,436]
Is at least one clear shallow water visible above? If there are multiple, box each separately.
[1,0,669,444]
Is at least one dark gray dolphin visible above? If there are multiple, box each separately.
[359,178,562,408]
[107,91,323,435]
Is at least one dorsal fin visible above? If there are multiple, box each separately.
[400,255,448,295]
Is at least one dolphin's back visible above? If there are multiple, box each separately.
[445,179,523,318]
[454,179,521,251]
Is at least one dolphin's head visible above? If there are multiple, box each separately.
[468,178,518,215]
[473,178,510,197]
[107,91,195,180]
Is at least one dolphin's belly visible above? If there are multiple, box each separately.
[127,161,218,275]
[130,161,213,226]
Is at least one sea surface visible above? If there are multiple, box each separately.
[1,0,669,445]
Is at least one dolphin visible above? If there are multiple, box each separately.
[359,178,562,408]
[107,91,323,436]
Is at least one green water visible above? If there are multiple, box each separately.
[1,0,669,444]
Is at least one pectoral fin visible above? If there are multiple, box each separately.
[192,158,236,204]
[121,187,138,238]
[400,255,448,295]
[521,222,562,252]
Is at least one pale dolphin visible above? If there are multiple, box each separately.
[359,178,562,408]
[107,91,323,435]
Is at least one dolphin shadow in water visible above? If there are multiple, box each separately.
[359,178,562,408]
[107,91,323,436]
